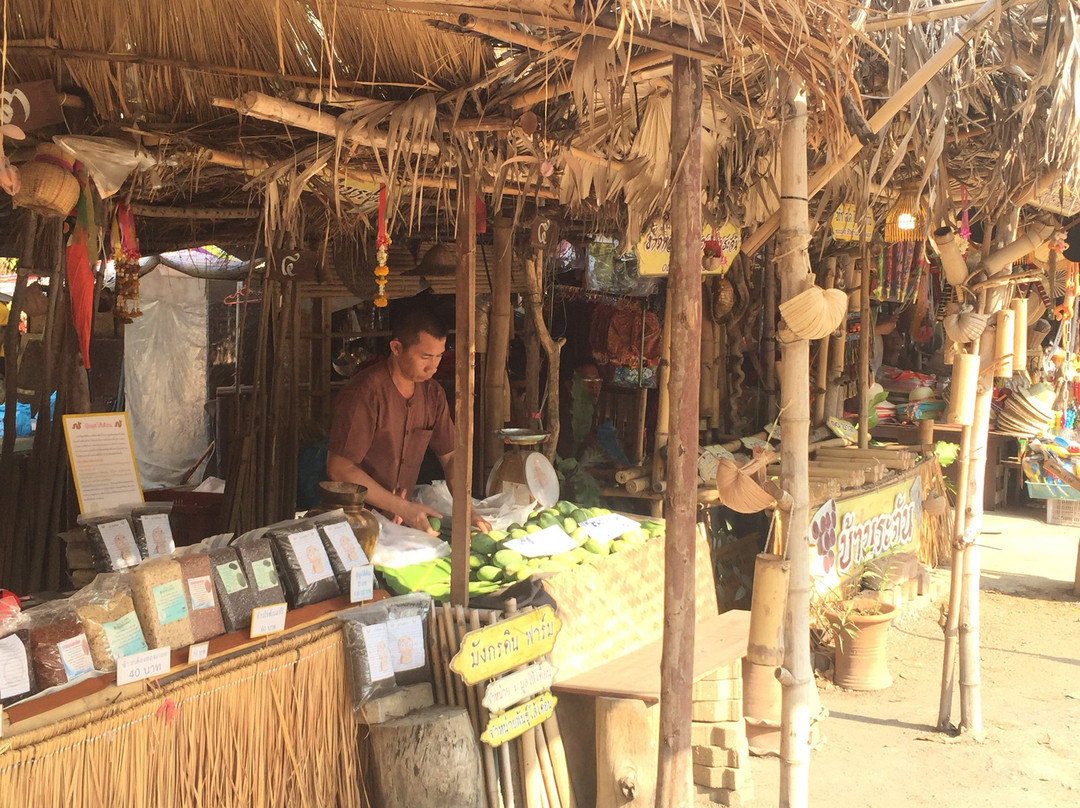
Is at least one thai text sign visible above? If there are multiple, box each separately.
[480,691,557,747]
[481,660,557,713]
[450,606,561,686]
[637,222,741,276]
[809,471,924,591]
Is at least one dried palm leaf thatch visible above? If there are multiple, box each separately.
[0,624,365,808]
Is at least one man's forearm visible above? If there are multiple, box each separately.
[326,452,409,519]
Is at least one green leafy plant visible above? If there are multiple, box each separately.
[555,448,603,507]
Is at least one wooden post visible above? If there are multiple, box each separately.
[655,53,702,808]
[485,215,513,475]
[776,75,814,808]
[522,251,565,461]
[938,417,972,729]
[452,167,478,607]
[525,315,542,431]
[652,284,673,489]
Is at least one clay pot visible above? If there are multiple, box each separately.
[825,598,898,690]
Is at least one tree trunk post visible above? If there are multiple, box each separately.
[858,245,872,449]
[777,76,813,808]
[485,215,513,475]
[451,166,478,607]
[654,53,702,808]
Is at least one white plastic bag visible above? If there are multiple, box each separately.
[413,481,535,531]
[370,512,451,569]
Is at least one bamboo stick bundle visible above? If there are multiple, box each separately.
[769,465,865,487]
[624,477,653,494]
[814,447,915,469]
[808,457,886,482]
[615,466,650,484]
[807,480,843,502]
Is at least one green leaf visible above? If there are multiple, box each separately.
[935,440,960,468]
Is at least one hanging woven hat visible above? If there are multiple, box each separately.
[13,143,80,217]
[403,243,457,277]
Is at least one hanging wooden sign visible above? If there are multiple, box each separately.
[449,605,561,686]
[481,660,558,713]
[1,81,65,131]
[530,215,559,250]
[830,203,874,242]
[636,222,740,276]
[480,691,557,747]
[267,249,319,282]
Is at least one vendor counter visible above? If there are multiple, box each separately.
[871,422,1021,510]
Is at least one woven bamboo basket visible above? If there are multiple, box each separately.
[13,144,80,217]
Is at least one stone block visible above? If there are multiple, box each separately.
[692,744,747,768]
[692,699,742,723]
[694,784,754,807]
[693,763,752,791]
[693,677,743,702]
[699,659,743,681]
[690,720,745,749]
[358,683,434,724]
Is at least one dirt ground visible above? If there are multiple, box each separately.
[748,508,1080,807]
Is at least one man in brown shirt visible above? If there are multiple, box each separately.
[327,308,462,533]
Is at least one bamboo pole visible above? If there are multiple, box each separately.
[741,0,1002,257]
[469,609,501,808]
[484,215,513,476]
[763,243,779,422]
[451,167,478,607]
[522,250,565,461]
[824,256,851,420]
[655,53,702,808]
[858,248,872,449]
[959,540,982,735]
[939,416,972,730]
[776,76,814,808]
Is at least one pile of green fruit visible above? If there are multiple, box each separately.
[432,500,665,589]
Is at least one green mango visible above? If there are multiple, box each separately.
[551,552,578,565]
[570,508,589,524]
[428,516,442,533]
[469,553,487,570]
[470,533,498,555]
[525,523,543,534]
[477,565,502,582]
[509,528,529,539]
[583,538,610,555]
[493,548,525,568]
[556,500,576,516]
[537,512,561,529]
[570,527,589,546]
[562,517,578,534]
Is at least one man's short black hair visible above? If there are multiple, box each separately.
[392,307,448,347]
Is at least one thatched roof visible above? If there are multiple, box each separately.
[1,0,1078,255]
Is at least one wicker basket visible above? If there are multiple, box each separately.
[13,144,80,217]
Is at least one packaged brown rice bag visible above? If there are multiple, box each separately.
[384,593,433,687]
[309,510,371,593]
[71,573,149,672]
[130,558,195,650]
[176,551,225,643]
[337,601,396,720]
[0,614,35,707]
[24,599,96,689]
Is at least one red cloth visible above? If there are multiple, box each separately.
[327,360,455,498]
[66,224,94,369]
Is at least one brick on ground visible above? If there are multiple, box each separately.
[693,677,743,701]
[694,784,754,807]
[692,699,743,723]
[692,744,747,768]
[691,721,745,749]
[698,659,743,681]
[693,763,753,791]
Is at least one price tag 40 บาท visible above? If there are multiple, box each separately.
[116,646,172,686]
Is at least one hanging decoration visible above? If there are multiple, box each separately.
[112,201,142,323]
[66,166,100,369]
[884,191,926,244]
[373,184,390,308]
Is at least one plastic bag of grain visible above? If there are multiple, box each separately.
[175,551,225,642]
[0,614,35,706]
[235,535,286,611]
[337,601,396,719]
[78,511,142,572]
[206,546,254,632]
[266,519,340,608]
[72,573,148,672]
[24,599,96,689]
[384,593,433,686]
[309,510,371,592]
[131,502,176,559]
[130,558,195,650]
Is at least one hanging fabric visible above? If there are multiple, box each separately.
[112,200,142,324]
[66,167,101,368]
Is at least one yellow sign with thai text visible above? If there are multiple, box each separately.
[480,691,558,747]
[636,222,741,276]
[809,471,924,592]
[450,606,562,686]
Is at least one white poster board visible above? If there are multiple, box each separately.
[63,413,144,515]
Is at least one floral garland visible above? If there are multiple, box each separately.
[374,184,390,308]
[113,201,142,322]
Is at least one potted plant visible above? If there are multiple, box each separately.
[815,558,900,691]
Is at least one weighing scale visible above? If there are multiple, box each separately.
[485,428,560,507]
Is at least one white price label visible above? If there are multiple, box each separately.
[350,565,374,603]
[187,642,210,664]
[578,513,641,544]
[249,602,288,638]
[503,525,577,558]
[116,646,172,685]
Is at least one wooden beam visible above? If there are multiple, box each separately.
[510,49,671,110]
[456,14,553,52]
[450,167,477,608]
[131,204,260,219]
